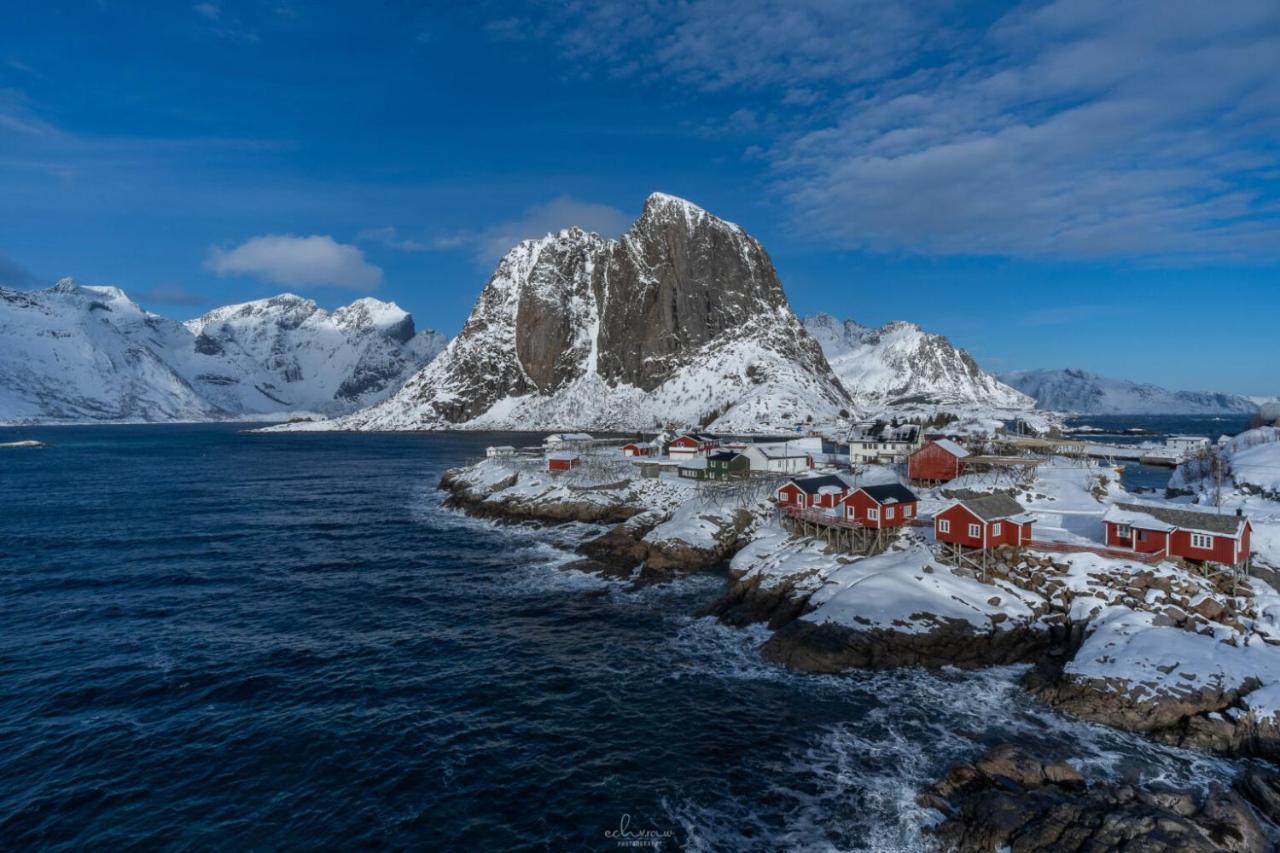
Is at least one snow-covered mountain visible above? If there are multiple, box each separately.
[803,313,1032,410]
[320,193,852,432]
[0,279,445,424]
[1001,368,1259,415]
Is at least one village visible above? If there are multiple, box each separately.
[482,418,1261,582]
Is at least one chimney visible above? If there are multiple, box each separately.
[1237,507,1243,517]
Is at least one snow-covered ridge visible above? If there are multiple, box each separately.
[303,192,852,432]
[803,313,1032,411]
[0,279,446,424]
[1002,368,1259,415]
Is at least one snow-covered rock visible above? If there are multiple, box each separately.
[804,313,1031,411]
[305,193,852,432]
[1002,368,1259,415]
[0,280,445,423]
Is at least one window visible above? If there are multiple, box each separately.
[968,523,981,539]
[992,522,1002,536]
[1116,524,1131,538]
[780,492,790,504]
[938,519,950,534]
[868,508,879,521]
[905,504,914,517]
[1191,532,1213,550]
[1137,530,1146,542]
[885,506,895,519]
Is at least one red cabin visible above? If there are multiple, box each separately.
[547,452,580,472]
[774,474,852,510]
[622,441,657,457]
[668,432,720,460]
[934,494,1033,550]
[908,439,970,484]
[1103,503,1252,566]
[841,483,920,529]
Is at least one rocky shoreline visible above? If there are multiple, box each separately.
[439,460,1280,846]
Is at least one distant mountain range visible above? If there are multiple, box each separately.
[0,280,444,424]
[1001,368,1260,415]
[803,314,1031,411]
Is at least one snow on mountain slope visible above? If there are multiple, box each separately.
[318,193,852,432]
[179,294,446,416]
[803,313,1031,410]
[1001,368,1259,415]
[0,280,219,423]
[0,280,445,424]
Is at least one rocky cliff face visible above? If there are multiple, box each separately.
[1001,368,1259,415]
[0,280,445,423]
[339,193,852,431]
[803,313,1031,410]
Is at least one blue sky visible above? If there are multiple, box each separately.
[2,1,1277,394]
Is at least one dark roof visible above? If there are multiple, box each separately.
[858,483,919,505]
[787,474,850,495]
[1115,502,1245,537]
[954,493,1027,521]
[708,450,743,462]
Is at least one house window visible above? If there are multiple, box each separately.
[868,508,879,521]
[968,523,981,539]
[885,506,895,519]
[1191,532,1213,550]
[1116,524,1131,538]
[991,522,1002,536]
[1137,530,1146,542]
[938,519,950,534]
[905,504,914,517]
[779,492,790,503]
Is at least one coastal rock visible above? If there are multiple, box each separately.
[759,617,1056,673]
[704,572,816,630]
[922,745,1269,852]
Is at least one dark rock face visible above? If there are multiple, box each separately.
[704,572,816,630]
[361,193,849,428]
[760,618,1057,673]
[922,745,1271,852]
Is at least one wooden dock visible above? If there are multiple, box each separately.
[780,506,892,555]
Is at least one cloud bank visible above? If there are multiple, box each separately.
[206,235,383,290]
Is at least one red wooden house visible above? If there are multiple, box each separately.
[935,493,1033,550]
[908,439,970,483]
[841,483,920,529]
[547,452,580,472]
[622,440,659,457]
[1103,503,1252,567]
[774,474,853,510]
[667,432,720,460]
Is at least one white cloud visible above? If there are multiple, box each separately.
[205,234,382,291]
[539,0,1280,263]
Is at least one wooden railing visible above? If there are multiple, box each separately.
[1024,539,1167,564]
[781,505,865,530]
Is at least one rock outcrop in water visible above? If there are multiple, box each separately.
[922,745,1272,852]
[330,193,852,432]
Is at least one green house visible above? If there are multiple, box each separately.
[706,450,750,480]
[678,458,709,480]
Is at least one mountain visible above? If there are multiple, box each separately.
[803,313,1032,410]
[0,280,445,424]
[1001,368,1259,415]
[327,193,852,432]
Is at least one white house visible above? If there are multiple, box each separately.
[544,432,594,451]
[742,442,810,474]
[1166,435,1211,457]
[485,445,516,458]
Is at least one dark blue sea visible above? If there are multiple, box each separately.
[0,424,1247,850]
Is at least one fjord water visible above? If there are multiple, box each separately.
[0,425,1241,849]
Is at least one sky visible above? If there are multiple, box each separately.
[1,1,1277,395]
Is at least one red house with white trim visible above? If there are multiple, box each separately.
[547,452,580,472]
[774,474,852,510]
[841,483,920,529]
[667,432,720,460]
[1103,503,1252,567]
[908,439,970,483]
[622,441,659,457]
[935,493,1034,550]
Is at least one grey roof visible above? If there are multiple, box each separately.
[858,483,919,505]
[788,474,850,495]
[955,493,1027,521]
[1115,502,1245,537]
[708,450,743,462]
